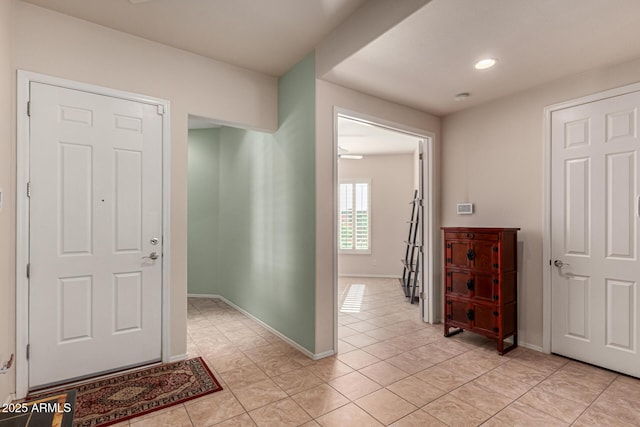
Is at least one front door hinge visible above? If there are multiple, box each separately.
[26,344,30,360]
[26,263,30,279]
[419,153,423,160]
[157,104,165,115]
[27,182,31,198]
[27,101,31,117]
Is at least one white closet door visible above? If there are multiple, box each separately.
[551,89,640,377]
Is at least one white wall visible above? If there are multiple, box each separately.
[338,154,415,277]
[5,1,277,393]
[315,79,440,354]
[0,0,14,404]
[441,56,640,349]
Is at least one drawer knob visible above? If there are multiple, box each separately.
[446,287,452,292]
[466,279,474,291]
[466,233,475,239]
[466,309,474,321]
[466,249,475,261]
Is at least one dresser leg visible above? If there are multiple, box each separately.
[497,335,517,355]
[444,326,463,337]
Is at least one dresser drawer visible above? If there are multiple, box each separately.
[445,298,471,329]
[471,304,500,337]
[445,270,497,302]
[445,232,499,241]
[445,299,501,338]
[445,240,500,270]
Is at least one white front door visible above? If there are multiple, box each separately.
[28,82,163,389]
[551,89,640,377]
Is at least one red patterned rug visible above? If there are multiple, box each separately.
[30,357,222,427]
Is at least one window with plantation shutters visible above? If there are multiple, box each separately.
[339,181,371,253]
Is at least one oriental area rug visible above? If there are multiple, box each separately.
[28,357,222,427]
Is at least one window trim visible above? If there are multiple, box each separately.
[338,178,372,255]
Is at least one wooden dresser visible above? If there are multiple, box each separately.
[442,227,519,354]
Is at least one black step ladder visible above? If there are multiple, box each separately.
[400,190,421,304]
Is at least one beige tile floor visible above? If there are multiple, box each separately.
[119,277,640,426]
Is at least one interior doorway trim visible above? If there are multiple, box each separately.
[542,80,640,354]
[332,107,436,353]
[15,71,172,398]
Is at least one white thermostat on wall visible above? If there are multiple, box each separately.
[457,203,474,215]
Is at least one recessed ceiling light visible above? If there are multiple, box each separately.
[474,58,497,70]
[454,92,470,101]
[339,154,364,160]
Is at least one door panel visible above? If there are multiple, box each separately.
[448,270,471,297]
[114,150,143,252]
[564,158,590,256]
[472,273,494,302]
[565,275,590,341]
[472,304,497,336]
[29,82,163,388]
[551,89,640,377]
[58,276,93,342]
[606,152,635,259]
[472,241,496,271]
[447,299,469,329]
[448,241,470,268]
[605,279,635,351]
[59,143,93,255]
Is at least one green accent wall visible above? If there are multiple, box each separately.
[187,128,221,295]
[187,52,316,352]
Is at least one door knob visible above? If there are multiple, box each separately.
[554,259,569,268]
[142,251,159,260]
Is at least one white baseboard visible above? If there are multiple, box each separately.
[187,293,220,299]
[188,294,324,360]
[338,274,401,279]
[313,350,335,360]
[518,341,545,353]
[169,353,188,363]
[3,393,15,405]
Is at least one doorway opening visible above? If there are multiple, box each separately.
[333,111,435,354]
[186,114,319,357]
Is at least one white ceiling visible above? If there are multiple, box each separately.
[324,0,640,115]
[21,0,640,116]
[20,0,367,76]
